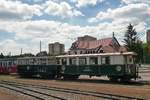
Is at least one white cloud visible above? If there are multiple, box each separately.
[88,3,150,39]
[73,0,104,8]
[0,39,26,55]
[0,18,148,54]
[0,19,128,54]
[0,1,149,55]
[121,0,150,4]
[44,1,84,18]
[96,3,150,21]
[0,0,43,20]
[88,17,98,23]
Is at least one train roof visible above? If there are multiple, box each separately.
[57,52,137,58]
[0,56,56,61]
[0,58,17,61]
[17,56,56,59]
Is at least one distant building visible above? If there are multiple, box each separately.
[147,30,150,43]
[68,35,122,55]
[48,42,65,55]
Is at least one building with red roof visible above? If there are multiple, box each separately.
[68,34,125,54]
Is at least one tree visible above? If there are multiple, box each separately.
[143,43,150,64]
[0,53,4,58]
[124,24,143,62]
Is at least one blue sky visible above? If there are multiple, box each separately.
[0,0,150,55]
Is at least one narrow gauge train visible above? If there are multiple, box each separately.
[17,56,60,78]
[0,58,17,74]
[17,52,139,82]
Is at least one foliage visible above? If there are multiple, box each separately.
[143,43,150,64]
[124,24,143,62]
[0,53,4,58]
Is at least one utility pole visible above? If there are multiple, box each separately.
[40,40,42,53]
[21,48,22,55]
[112,32,115,53]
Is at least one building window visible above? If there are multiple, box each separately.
[75,51,77,54]
[100,50,103,53]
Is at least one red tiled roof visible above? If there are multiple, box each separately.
[71,38,113,50]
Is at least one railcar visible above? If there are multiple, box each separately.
[17,52,139,82]
[17,56,61,78]
[0,58,17,74]
[57,52,138,82]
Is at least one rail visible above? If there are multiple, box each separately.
[0,81,66,100]
[0,80,144,100]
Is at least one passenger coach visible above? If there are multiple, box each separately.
[17,56,61,78]
[57,52,138,81]
[0,58,17,74]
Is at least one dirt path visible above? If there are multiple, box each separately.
[0,89,25,100]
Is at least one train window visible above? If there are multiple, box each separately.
[102,56,110,64]
[102,57,105,64]
[62,59,67,65]
[79,58,86,65]
[105,57,110,64]
[90,57,98,65]
[69,58,76,65]
[41,58,46,65]
[3,62,6,66]
[8,62,12,66]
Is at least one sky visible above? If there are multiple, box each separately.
[0,0,150,55]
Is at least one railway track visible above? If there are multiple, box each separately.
[0,80,144,100]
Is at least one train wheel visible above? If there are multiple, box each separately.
[108,76,119,82]
[120,77,131,83]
